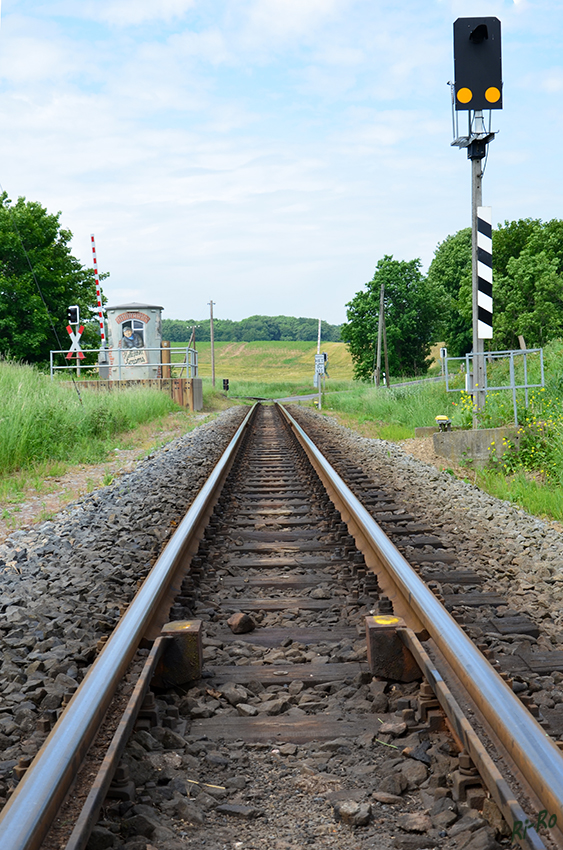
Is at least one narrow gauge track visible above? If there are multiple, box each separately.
[1,404,563,849]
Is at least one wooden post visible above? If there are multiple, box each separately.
[152,620,203,688]
[162,340,171,379]
[172,379,186,407]
[365,615,420,682]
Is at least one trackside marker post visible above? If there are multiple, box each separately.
[477,206,493,339]
[365,615,420,682]
[91,234,110,378]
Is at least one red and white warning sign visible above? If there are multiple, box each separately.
[66,325,85,360]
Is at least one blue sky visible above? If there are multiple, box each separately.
[0,0,560,324]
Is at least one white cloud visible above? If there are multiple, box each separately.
[540,69,563,93]
[245,0,346,40]
[78,0,197,27]
[0,0,561,325]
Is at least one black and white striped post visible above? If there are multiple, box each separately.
[471,203,494,410]
[477,206,493,339]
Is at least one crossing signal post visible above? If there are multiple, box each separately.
[65,305,83,376]
[451,17,502,414]
[67,305,80,325]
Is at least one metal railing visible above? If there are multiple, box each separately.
[49,346,198,380]
[445,348,544,426]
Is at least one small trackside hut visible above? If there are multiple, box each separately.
[105,301,163,381]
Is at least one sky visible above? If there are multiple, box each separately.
[0,0,561,325]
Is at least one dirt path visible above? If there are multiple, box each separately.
[396,435,472,480]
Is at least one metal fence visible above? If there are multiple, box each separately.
[50,346,198,380]
[445,348,544,426]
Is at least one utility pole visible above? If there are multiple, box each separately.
[375,282,384,387]
[317,318,321,355]
[208,300,215,387]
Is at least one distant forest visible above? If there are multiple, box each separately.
[162,315,343,343]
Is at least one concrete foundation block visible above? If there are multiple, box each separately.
[365,616,421,683]
[152,620,203,688]
[433,427,518,469]
[414,426,440,437]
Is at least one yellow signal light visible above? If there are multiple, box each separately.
[457,87,473,104]
[485,86,501,103]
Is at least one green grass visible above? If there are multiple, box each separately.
[319,381,454,436]
[206,377,356,399]
[302,339,563,523]
[476,470,563,522]
[0,359,179,476]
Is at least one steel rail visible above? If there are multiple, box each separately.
[278,403,563,832]
[0,404,258,850]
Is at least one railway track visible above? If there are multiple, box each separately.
[1,403,563,849]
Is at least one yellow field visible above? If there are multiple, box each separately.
[173,341,354,381]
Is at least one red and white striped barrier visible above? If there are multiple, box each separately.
[91,234,106,348]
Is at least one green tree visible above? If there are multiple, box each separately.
[426,228,472,357]
[492,219,563,349]
[493,218,540,279]
[342,256,442,381]
[427,219,557,356]
[237,316,281,341]
[0,194,100,364]
[494,250,563,348]
[161,319,193,342]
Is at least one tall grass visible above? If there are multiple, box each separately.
[320,381,454,435]
[0,360,178,474]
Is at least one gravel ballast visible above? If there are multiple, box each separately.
[2,403,561,849]
[0,406,247,807]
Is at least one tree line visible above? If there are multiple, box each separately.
[2,192,563,378]
[343,218,563,381]
[162,316,342,343]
